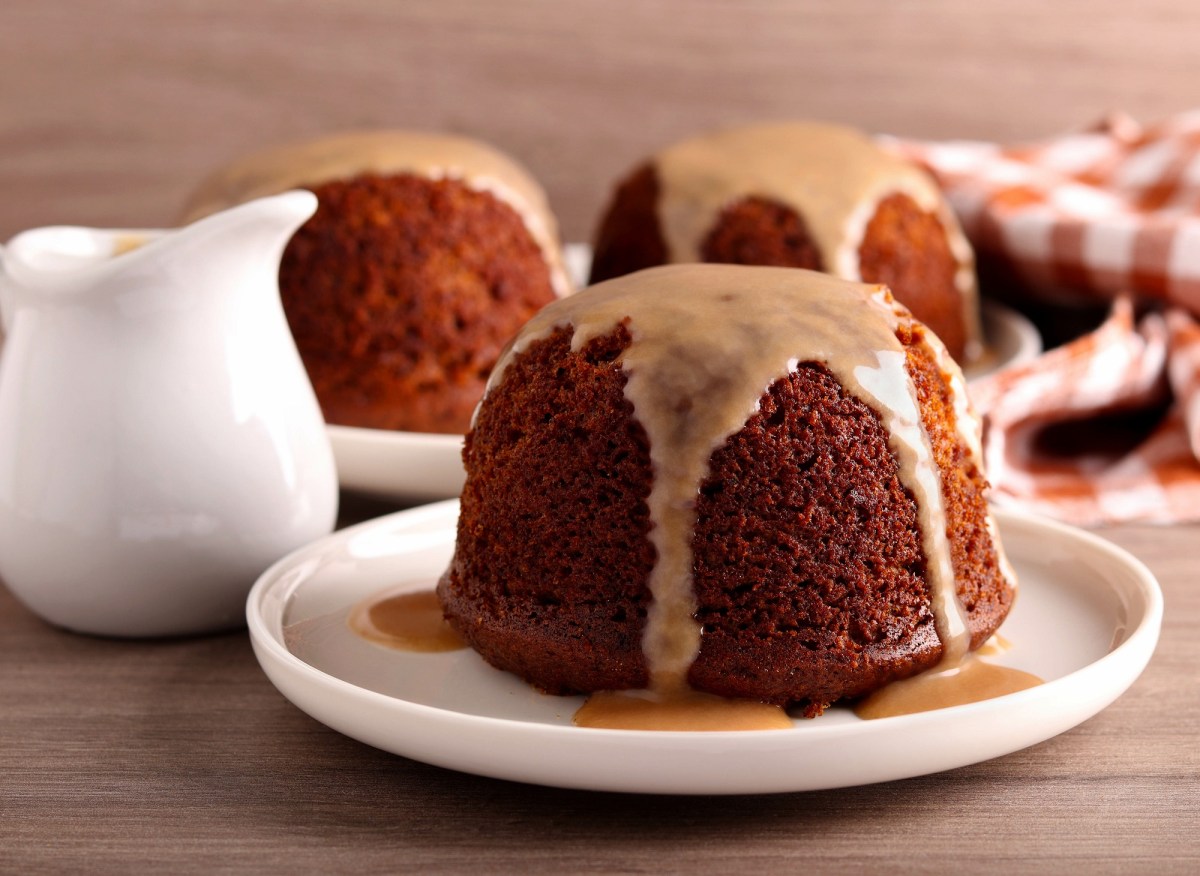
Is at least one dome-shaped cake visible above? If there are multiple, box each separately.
[183,131,569,434]
[438,264,1014,717]
[589,122,982,363]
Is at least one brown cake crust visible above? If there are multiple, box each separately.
[700,196,824,271]
[279,172,557,433]
[439,318,1013,714]
[689,322,1009,716]
[439,325,655,693]
[902,324,1013,637]
[687,363,937,716]
[589,164,667,285]
[859,193,969,363]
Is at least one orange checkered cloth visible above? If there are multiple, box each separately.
[888,113,1200,526]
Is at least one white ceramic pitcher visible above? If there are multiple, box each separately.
[0,192,338,637]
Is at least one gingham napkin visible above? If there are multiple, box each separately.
[888,113,1200,525]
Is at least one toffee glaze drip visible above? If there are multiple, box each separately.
[845,631,1042,721]
[652,121,977,308]
[181,130,569,296]
[489,264,977,724]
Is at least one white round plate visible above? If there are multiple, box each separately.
[327,425,463,504]
[247,501,1161,795]
[327,244,1041,502]
[965,299,1042,382]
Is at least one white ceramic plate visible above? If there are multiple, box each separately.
[327,425,463,504]
[247,501,1161,795]
[327,245,1042,502]
[966,298,1043,382]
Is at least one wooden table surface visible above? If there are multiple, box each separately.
[9,0,1200,243]
[2,492,1197,874]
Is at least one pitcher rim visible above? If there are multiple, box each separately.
[1,190,317,291]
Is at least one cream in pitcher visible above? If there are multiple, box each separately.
[0,192,338,637]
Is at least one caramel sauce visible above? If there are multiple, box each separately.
[180,130,569,296]
[347,588,466,653]
[574,688,791,732]
[653,122,980,359]
[111,234,147,256]
[854,654,1042,720]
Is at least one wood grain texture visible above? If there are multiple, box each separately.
[1,504,1197,873]
[5,0,1200,241]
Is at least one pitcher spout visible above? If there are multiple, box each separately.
[179,190,317,263]
[164,190,317,300]
[0,191,317,324]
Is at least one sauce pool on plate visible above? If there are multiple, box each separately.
[348,588,466,653]
[574,687,792,732]
[345,588,1041,727]
[854,653,1041,720]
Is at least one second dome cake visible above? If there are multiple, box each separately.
[183,131,570,434]
[589,122,982,363]
[438,264,1014,718]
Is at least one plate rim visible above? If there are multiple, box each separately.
[247,502,1162,794]
[972,298,1042,377]
[326,423,462,448]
